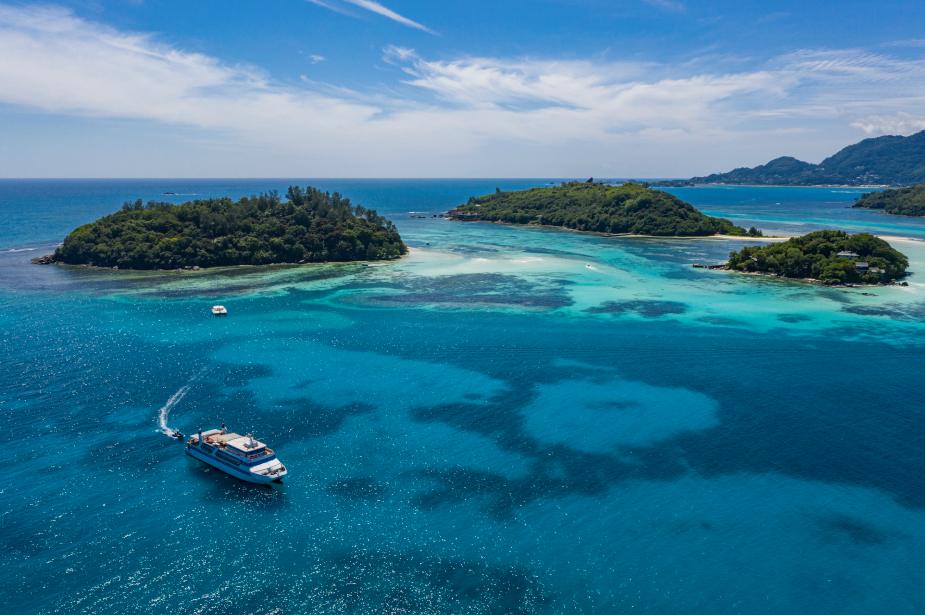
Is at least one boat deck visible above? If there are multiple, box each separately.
[204,431,244,444]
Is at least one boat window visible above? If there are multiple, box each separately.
[216,451,241,465]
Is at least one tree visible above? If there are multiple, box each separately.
[53,186,407,269]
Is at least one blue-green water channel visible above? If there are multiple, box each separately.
[2,180,925,613]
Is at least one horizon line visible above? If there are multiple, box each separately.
[0,176,686,182]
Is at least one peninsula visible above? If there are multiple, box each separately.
[853,183,925,217]
[726,230,908,284]
[447,182,760,237]
[660,130,925,187]
[46,186,407,269]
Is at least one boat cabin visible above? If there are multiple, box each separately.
[193,429,276,464]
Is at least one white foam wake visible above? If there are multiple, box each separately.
[158,385,191,437]
[157,369,207,438]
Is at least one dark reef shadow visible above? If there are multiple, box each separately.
[816,513,891,546]
[311,308,925,519]
[777,313,812,323]
[345,273,572,310]
[586,299,687,317]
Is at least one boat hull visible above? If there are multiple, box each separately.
[186,445,284,484]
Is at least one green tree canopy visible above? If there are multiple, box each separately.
[854,184,925,217]
[448,182,755,237]
[53,186,407,269]
[727,230,908,284]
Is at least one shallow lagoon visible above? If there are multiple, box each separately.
[2,180,925,613]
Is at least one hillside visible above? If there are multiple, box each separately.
[727,230,908,284]
[853,183,925,217]
[49,186,407,269]
[447,182,758,237]
[668,130,925,186]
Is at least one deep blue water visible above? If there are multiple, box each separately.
[3,180,925,613]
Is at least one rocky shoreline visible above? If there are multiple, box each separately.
[692,262,910,287]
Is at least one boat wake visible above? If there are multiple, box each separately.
[157,369,207,439]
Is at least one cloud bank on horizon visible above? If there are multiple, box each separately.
[0,2,923,177]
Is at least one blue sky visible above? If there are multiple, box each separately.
[1,0,924,177]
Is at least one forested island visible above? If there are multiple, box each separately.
[726,230,908,284]
[46,186,407,269]
[853,184,925,217]
[660,130,925,187]
[447,182,761,237]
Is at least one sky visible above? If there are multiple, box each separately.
[1,0,924,178]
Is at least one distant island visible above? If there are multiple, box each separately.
[726,230,908,284]
[44,186,407,269]
[447,182,761,237]
[659,130,925,187]
[853,183,925,217]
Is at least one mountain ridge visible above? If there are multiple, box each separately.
[665,130,925,187]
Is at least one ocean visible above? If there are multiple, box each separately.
[2,179,925,613]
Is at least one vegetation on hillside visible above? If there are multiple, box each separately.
[727,230,908,284]
[52,186,407,269]
[853,184,925,217]
[448,182,760,237]
[663,130,925,186]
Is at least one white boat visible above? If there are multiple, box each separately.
[211,305,228,316]
[186,427,288,484]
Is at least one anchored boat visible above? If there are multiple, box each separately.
[211,305,228,316]
[186,427,287,484]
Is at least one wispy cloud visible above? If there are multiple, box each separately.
[309,53,326,64]
[307,0,434,33]
[0,6,379,138]
[385,46,783,109]
[305,0,353,16]
[643,0,686,14]
[1,5,924,176]
[882,38,925,49]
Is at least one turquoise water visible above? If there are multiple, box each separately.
[3,180,925,613]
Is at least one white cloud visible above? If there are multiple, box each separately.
[778,48,925,83]
[305,0,353,17]
[309,53,326,64]
[307,0,434,34]
[0,6,377,126]
[382,46,788,135]
[883,38,925,48]
[0,5,924,177]
[643,0,686,13]
[852,113,925,136]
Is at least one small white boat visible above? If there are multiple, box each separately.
[211,305,228,316]
[187,427,288,484]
